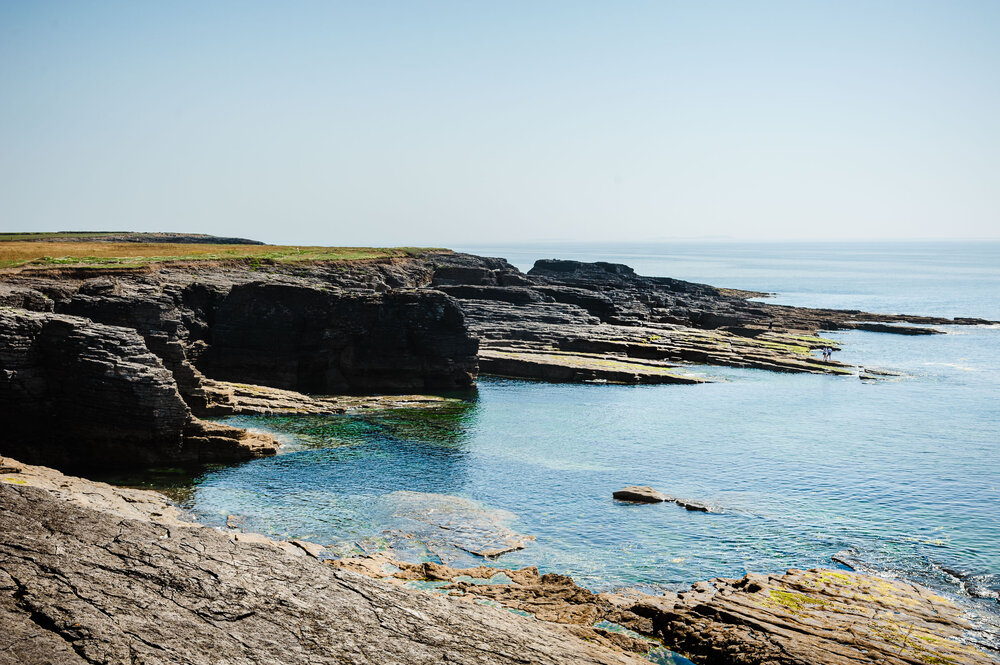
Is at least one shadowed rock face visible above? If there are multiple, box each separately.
[0,464,643,665]
[199,284,477,393]
[0,310,276,470]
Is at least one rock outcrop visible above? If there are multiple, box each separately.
[3,259,477,404]
[0,459,644,665]
[1,249,992,472]
[427,253,992,383]
[0,309,276,470]
[3,458,997,665]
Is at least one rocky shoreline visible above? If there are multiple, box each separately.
[2,244,997,663]
[1,457,994,665]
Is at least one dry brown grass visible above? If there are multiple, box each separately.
[0,242,443,269]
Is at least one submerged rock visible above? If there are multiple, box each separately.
[665,497,710,512]
[378,490,535,561]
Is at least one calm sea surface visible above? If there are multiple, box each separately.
[137,242,1000,637]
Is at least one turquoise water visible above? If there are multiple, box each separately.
[177,242,999,639]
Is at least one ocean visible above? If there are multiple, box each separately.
[141,242,1000,642]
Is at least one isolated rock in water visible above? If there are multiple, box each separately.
[613,486,666,503]
[666,497,710,512]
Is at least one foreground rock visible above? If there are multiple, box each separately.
[339,556,997,665]
[0,459,643,665]
[652,569,995,665]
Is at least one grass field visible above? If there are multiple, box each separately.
[0,242,444,269]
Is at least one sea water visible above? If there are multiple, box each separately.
[148,242,999,637]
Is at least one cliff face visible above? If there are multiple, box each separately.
[0,309,275,470]
[198,284,477,394]
[1,250,990,469]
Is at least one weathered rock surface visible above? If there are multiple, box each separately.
[0,309,275,469]
[199,379,462,416]
[654,569,997,665]
[339,555,998,665]
[2,249,993,475]
[0,460,644,665]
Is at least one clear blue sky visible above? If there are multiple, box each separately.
[2,1,998,245]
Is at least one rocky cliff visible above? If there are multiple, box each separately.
[0,258,478,470]
[0,309,276,470]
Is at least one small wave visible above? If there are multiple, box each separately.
[923,362,980,372]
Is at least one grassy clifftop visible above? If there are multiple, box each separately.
[0,232,445,269]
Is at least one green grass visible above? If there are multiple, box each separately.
[0,241,448,269]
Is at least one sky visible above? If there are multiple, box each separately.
[1,1,998,245]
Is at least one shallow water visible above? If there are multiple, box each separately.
[140,242,1000,638]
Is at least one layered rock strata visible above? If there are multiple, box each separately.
[2,250,992,470]
[428,254,991,383]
